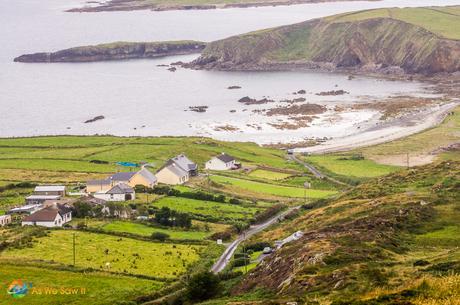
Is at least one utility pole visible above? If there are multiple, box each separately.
[73,232,76,266]
[304,182,311,205]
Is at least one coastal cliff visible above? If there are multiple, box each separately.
[189,7,460,75]
[14,41,206,63]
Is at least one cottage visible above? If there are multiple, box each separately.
[205,153,237,171]
[128,167,158,188]
[86,167,157,193]
[156,161,189,185]
[0,215,11,226]
[94,183,135,202]
[33,185,66,197]
[170,154,198,176]
[22,204,72,227]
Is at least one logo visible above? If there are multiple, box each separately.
[7,279,32,298]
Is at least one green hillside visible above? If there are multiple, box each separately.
[192,6,460,75]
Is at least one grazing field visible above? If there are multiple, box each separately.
[0,263,162,305]
[1,230,202,278]
[302,155,399,178]
[153,196,259,222]
[358,106,460,166]
[210,175,336,198]
[0,136,302,183]
[248,169,293,180]
[329,6,460,40]
[102,221,210,240]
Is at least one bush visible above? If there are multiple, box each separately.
[246,242,271,252]
[90,159,109,164]
[209,230,232,241]
[253,204,285,223]
[229,198,241,205]
[151,232,169,242]
[232,257,250,267]
[186,271,220,301]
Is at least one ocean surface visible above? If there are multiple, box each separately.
[1,0,458,143]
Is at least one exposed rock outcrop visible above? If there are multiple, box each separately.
[14,41,206,63]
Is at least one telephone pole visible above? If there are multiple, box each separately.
[73,232,76,266]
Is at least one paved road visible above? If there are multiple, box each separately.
[288,154,349,187]
[211,206,300,273]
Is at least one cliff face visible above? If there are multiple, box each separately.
[14,41,206,63]
[191,18,460,75]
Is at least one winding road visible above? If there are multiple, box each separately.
[211,206,300,273]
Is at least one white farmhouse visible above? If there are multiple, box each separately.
[94,183,135,202]
[22,204,72,228]
[205,153,237,171]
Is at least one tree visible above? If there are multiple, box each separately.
[73,201,93,218]
[154,207,172,226]
[186,271,220,301]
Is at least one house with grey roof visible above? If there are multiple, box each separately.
[170,154,198,176]
[94,183,135,202]
[86,167,157,193]
[33,185,66,197]
[205,153,238,171]
[155,160,189,185]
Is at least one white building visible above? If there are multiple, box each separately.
[0,215,12,226]
[33,185,66,196]
[205,153,237,171]
[94,183,135,202]
[22,204,72,228]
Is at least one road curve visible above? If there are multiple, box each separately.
[211,206,300,273]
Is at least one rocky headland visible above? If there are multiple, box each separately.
[14,41,206,63]
[188,6,460,76]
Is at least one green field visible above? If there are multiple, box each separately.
[153,196,259,222]
[1,230,202,278]
[0,263,161,305]
[248,169,293,180]
[303,155,399,178]
[102,221,210,240]
[329,6,460,40]
[210,175,336,198]
[0,136,301,184]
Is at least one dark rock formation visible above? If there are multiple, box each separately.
[14,41,206,63]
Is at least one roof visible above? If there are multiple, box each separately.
[171,154,197,172]
[106,183,134,194]
[87,179,112,186]
[78,195,107,205]
[8,204,43,213]
[137,167,157,184]
[56,203,72,214]
[109,172,136,182]
[215,153,235,163]
[26,195,61,200]
[158,160,189,178]
[34,185,65,192]
[23,207,59,222]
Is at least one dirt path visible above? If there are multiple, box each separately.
[294,102,459,155]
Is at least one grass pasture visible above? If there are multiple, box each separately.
[210,175,336,199]
[0,230,202,279]
[302,154,399,179]
[0,263,162,305]
[102,221,211,240]
[247,169,293,180]
[153,196,259,222]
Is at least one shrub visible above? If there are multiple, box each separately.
[151,232,169,242]
[185,271,220,301]
[245,242,271,252]
[229,198,241,205]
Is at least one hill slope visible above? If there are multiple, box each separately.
[231,161,460,304]
[191,6,460,75]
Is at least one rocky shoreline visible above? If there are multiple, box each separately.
[67,0,378,13]
[14,41,206,63]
